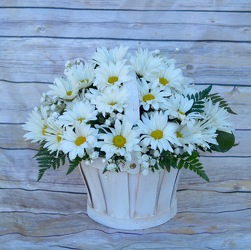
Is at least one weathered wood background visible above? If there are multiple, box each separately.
[1,1,251,249]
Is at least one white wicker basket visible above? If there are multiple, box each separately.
[79,159,180,230]
[79,77,179,229]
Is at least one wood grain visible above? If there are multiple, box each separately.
[1,9,250,42]
[1,39,251,85]
[1,1,251,249]
[1,0,251,11]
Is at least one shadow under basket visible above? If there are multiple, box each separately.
[79,159,180,230]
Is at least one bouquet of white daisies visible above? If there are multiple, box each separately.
[23,45,236,181]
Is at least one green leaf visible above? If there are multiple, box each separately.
[211,130,236,152]
[67,156,83,175]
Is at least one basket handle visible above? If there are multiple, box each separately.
[124,74,140,124]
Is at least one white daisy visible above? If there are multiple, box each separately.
[164,94,200,127]
[60,123,98,161]
[94,61,132,90]
[137,111,180,152]
[49,77,79,100]
[138,78,170,111]
[202,100,233,133]
[197,122,218,149]
[154,63,184,92]
[174,124,203,155]
[23,106,49,143]
[98,119,140,161]
[65,61,95,89]
[129,48,165,81]
[92,45,129,65]
[44,118,64,153]
[58,101,97,127]
[90,86,128,115]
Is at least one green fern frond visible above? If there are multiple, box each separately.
[159,151,179,172]
[187,85,212,113]
[176,151,209,182]
[34,144,66,181]
[208,93,237,114]
[67,156,83,175]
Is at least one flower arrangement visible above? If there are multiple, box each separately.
[23,45,236,182]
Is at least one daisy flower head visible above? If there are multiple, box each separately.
[90,85,128,116]
[174,124,203,155]
[94,61,132,90]
[58,100,97,127]
[43,118,64,154]
[196,122,218,150]
[98,118,140,161]
[92,45,129,65]
[23,106,50,143]
[60,123,98,161]
[137,111,180,152]
[164,94,200,127]
[154,63,184,92]
[202,100,233,134]
[138,78,171,111]
[49,77,79,101]
[65,61,95,89]
[129,48,165,81]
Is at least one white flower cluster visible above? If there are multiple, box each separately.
[23,45,234,174]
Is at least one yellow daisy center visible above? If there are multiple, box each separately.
[66,90,72,96]
[108,76,118,84]
[113,135,126,148]
[75,136,86,146]
[42,124,48,136]
[143,93,155,102]
[77,117,84,123]
[80,79,89,83]
[176,131,183,138]
[109,101,117,106]
[150,130,163,140]
[178,110,185,115]
[159,77,169,86]
[57,133,62,142]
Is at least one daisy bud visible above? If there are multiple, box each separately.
[150,158,156,165]
[105,120,111,126]
[142,154,149,161]
[51,104,56,111]
[107,163,117,171]
[142,169,149,175]
[153,150,160,157]
[152,49,160,56]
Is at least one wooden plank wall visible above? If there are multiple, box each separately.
[1,1,251,249]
